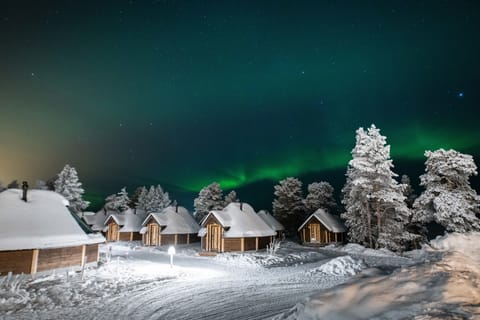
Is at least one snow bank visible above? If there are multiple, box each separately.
[331,243,397,257]
[306,256,366,277]
[277,232,480,320]
[429,231,480,263]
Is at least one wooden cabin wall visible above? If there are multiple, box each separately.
[0,250,34,275]
[177,234,188,244]
[85,244,99,264]
[244,238,256,251]
[119,232,131,241]
[37,246,83,273]
[223,238,241,251]
[161,234,175,245]
[189,234,200,243]
[132,232,142,241]
[258,236,272,249]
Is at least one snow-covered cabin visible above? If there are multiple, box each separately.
[104,208,147,242]
[257,210,285,239]
[199,202,276,252]
[0,189,105,275]
[141,205,200,246]
[82,210,108,234]
[298,209,346,245]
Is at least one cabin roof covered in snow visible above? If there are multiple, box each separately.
[0,189,105,251]
[298,208,346,233]
[142,206,200,235]
[200,202,276,238]
[83,210,108,231]
[104,208,147,232]
[257,210,285,231]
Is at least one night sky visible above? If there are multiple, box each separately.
[1,1,479,210]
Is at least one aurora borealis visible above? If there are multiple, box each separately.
[1,1,479,210]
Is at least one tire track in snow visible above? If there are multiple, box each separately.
[93,261,347,320]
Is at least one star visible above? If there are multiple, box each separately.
[458,92,464,98]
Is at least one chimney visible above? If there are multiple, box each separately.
[240,202,243,211]
[21,181,29,202]
[175,204,179,213]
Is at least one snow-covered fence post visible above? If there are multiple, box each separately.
[168,246,176,268]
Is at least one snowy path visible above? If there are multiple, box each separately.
[2,242,366,320]
[3,235,476,320]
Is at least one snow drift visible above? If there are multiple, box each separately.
[277,232,480,320]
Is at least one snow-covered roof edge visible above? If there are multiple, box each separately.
[297,209,346,233]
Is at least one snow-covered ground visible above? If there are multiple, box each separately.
[1,233,478,320]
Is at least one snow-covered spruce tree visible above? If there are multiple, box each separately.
[129,186,143,209]
[400,174,425,246]
[193,182,224,222]
[54,164,90,213]
[105,187,130,212]
[341,125,416,251]
[304,181,337,214]
[412,149,480,233]
[224,190,239,206]
[135,186,148,211]
[401,174,417,208]
[155,184,171,210]
[272,177,305,234]
[143,185,168,213]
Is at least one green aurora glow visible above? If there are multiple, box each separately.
[1,1,479,209]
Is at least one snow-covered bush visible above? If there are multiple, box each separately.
[267,239,281,256]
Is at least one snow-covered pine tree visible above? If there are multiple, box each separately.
[401,175,417,208]
[341,125,415,251]
[224,190,239,206]
[135,186,148,211]
[156,184,171,211]
[193,182,224,222]
[400,174,425,247]
[54,164,90,213]
[304,181,337,214]
[104,193,117,210]
[412,149,480,233]
[116,187,130,211]
[272,177,305,234]
[144,185,160,213]
[104,187,130,212]
[129,186,143,209]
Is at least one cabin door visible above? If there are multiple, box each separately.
[108,223,119,242]
[148,224,159,246]
[309,223,320,243]
[207,224,221,251]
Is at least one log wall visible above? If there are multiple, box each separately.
[160,234,175,245]
[119,232,131,241]
[258,236,272,249]
[244,238,256,251]
[0,250,34,275]
[85,244,99,264]
[223,238,242,252]
[177,234,188,244]
[37,246,83,272]
[132,232,142,241]
[189,234,200,243]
